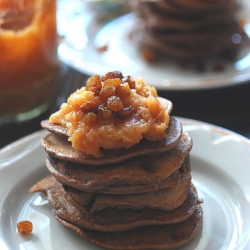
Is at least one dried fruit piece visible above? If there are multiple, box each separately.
[101,71,123,81]
[98,104,114,119]
[122,75,136,89]
[117,105,134,119]
[103,78,121,88]
[85,75,102,95]
[80,101,98,113]
[107,96,123,111]
[99,85,116,101]
[17,220,33,235]
[116,84,131,99]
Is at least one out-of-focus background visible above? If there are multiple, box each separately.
[1,0,250,148]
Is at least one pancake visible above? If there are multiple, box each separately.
[30,175,192,213]
[63,175,191,213]
[45,132,191,194]
[130,0,246,67]
[133,1,238,31]
[53,204,202,250]
[132,21,239,60]
[31,175,199,232]
[41,116,182,166]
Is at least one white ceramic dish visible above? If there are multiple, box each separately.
[0,118,250,250]
[57,1,250,90]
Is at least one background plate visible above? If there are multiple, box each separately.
[57,0,250,90]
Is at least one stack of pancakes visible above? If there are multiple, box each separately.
[130,0,245,68]
[30,98,203,249]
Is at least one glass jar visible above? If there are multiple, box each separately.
[0,0,60,124]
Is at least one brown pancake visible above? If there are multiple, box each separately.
[130,0,245,64]
[131,21,239,60]
[47,182,199,232]
[53,204,202,250]
[30,175,199,232]
[169,0,235,10]
[135,0,238,31]
[45,132,192,194]
[131,0,235,14]
[63,175,191,213]
[41,116,182,166]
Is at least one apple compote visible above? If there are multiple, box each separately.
[49,71,170,158]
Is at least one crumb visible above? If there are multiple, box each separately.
[96,44,109,53]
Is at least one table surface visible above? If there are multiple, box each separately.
[1,63,250,150]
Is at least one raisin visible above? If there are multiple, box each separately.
[99,86,116,101]
[98,104,114,119]
[83,112,97,125]
[122,76,136,89]
[117,105,134,119]
[85,75,102,95]
[116,84,131,99]
[103,78,121,88]
[80,101,98,113]
[17,221,33,235]
[101,71,123,81]
[107,96,123,111]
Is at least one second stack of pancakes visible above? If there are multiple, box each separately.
[31,111,202,249]
[130,0,246,69]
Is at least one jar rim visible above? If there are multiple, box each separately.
[0,0,55,22]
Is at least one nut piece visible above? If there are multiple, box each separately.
[17,220,33,235]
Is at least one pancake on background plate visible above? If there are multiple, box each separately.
[129,0,249,71]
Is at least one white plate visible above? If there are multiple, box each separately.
[0,118,250,250]
[57,1,250,90]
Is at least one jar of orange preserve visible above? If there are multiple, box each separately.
[0,0,59,125]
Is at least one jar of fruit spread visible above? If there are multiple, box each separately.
[0,0,59,124]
